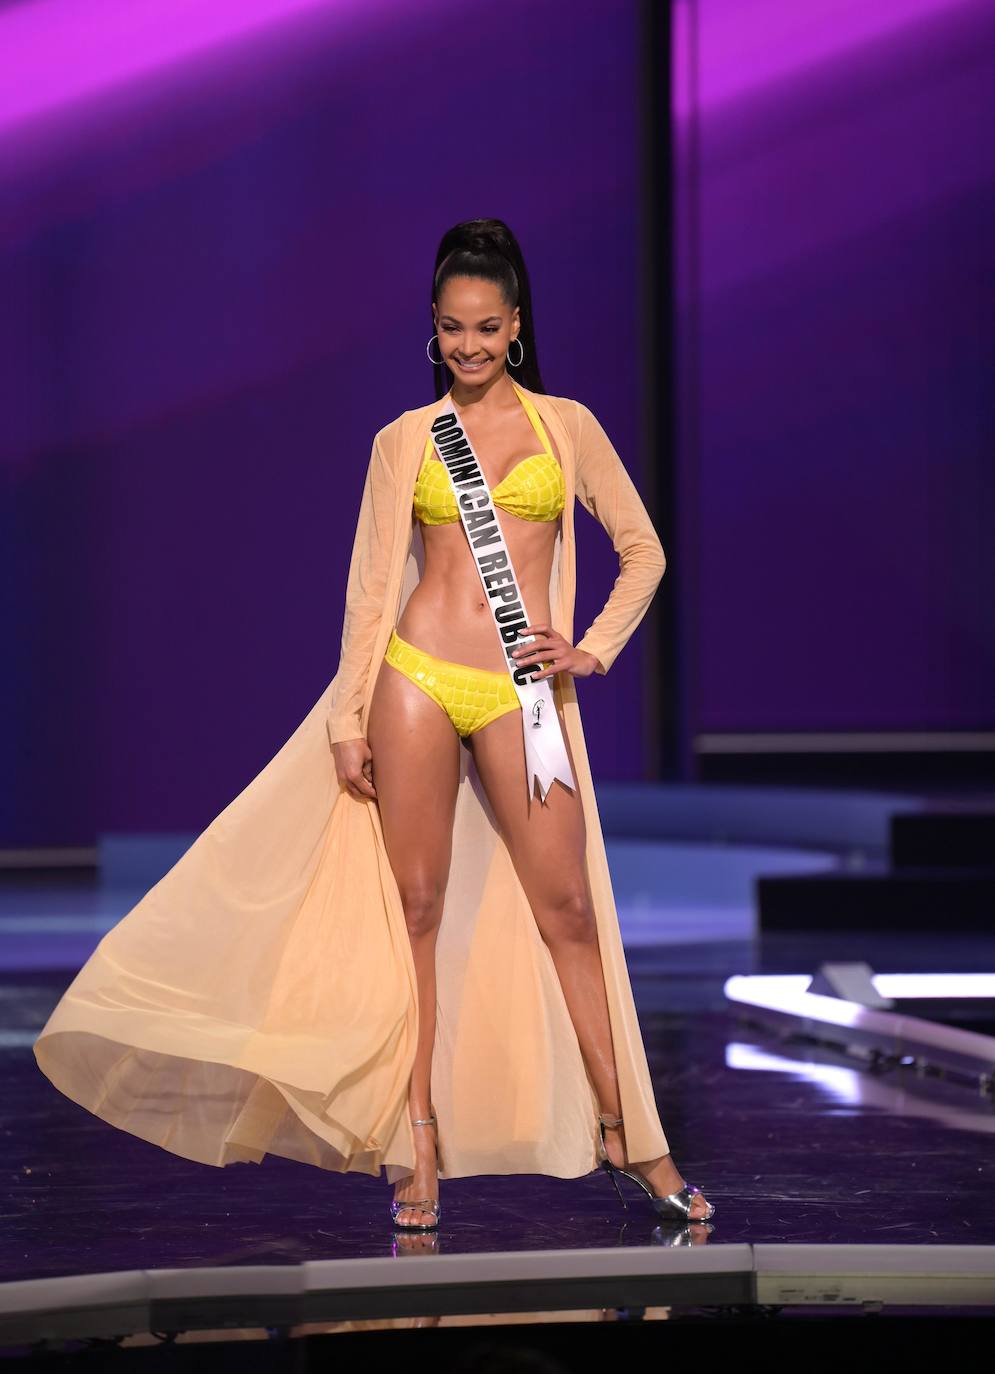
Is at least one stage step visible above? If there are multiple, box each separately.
[757,864,995,932]
[890,807,995,868]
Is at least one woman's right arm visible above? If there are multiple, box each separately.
[326,427,397,779]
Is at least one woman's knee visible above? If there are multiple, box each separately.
[535,887,597,945]
[397,876,447,938]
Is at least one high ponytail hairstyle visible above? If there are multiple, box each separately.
[430,218,546,398]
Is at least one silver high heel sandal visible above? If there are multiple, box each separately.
[390,1112,442,1232]
[596,1112,715,1223]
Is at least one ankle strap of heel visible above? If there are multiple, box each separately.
[598,1112,623,1128]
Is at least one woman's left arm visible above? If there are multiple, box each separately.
[570,400,667,676]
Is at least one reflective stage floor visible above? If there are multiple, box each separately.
[7,926,994,1283]
[4,784,995,1350]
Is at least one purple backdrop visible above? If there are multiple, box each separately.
[2,0,653,844]
[674,0,995,743]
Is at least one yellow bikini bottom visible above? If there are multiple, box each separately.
[384,628,539,738]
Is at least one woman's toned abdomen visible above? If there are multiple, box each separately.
[396,524,556,673]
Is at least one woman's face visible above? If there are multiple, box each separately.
[433,276,520,387]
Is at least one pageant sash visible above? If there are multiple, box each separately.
[429,396,575,805]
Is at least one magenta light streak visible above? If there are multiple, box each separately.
[0,0,382,137]
[671,0,696,125]
[673,0,981,118]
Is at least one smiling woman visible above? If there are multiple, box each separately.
[446,320,500,372]
[32,217,715,1238]
[438,316,506,375]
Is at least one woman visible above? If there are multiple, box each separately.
[32,218,713,1234]
[330,219,713,1230]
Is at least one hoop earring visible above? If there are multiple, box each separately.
[426,333,444,366]
[507,337,525,368]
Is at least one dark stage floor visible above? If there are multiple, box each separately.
[8,926,995,1286]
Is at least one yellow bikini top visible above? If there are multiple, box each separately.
[413,382,565,526]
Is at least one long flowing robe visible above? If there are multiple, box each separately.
[33,384,671,1184]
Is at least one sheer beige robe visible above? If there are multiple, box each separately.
[33,384,670,1183]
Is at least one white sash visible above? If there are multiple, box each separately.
[429,396,575,805]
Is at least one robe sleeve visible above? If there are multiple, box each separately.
[571,400,667,676]
[325,427,397,745]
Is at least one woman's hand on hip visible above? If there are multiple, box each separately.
[510,624,600,680]
[332,738,377,801]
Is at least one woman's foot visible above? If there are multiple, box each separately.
[600,1119,712,1221]
[392,1114,440,1228]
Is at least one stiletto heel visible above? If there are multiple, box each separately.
[600,1151,628,1210]
[390,1111,442,1232]
[596,1112,715,1224]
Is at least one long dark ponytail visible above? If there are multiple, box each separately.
[429,218,546,398]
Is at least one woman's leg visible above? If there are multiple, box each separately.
[367,653,462,1226]
[467,708,712,1220]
